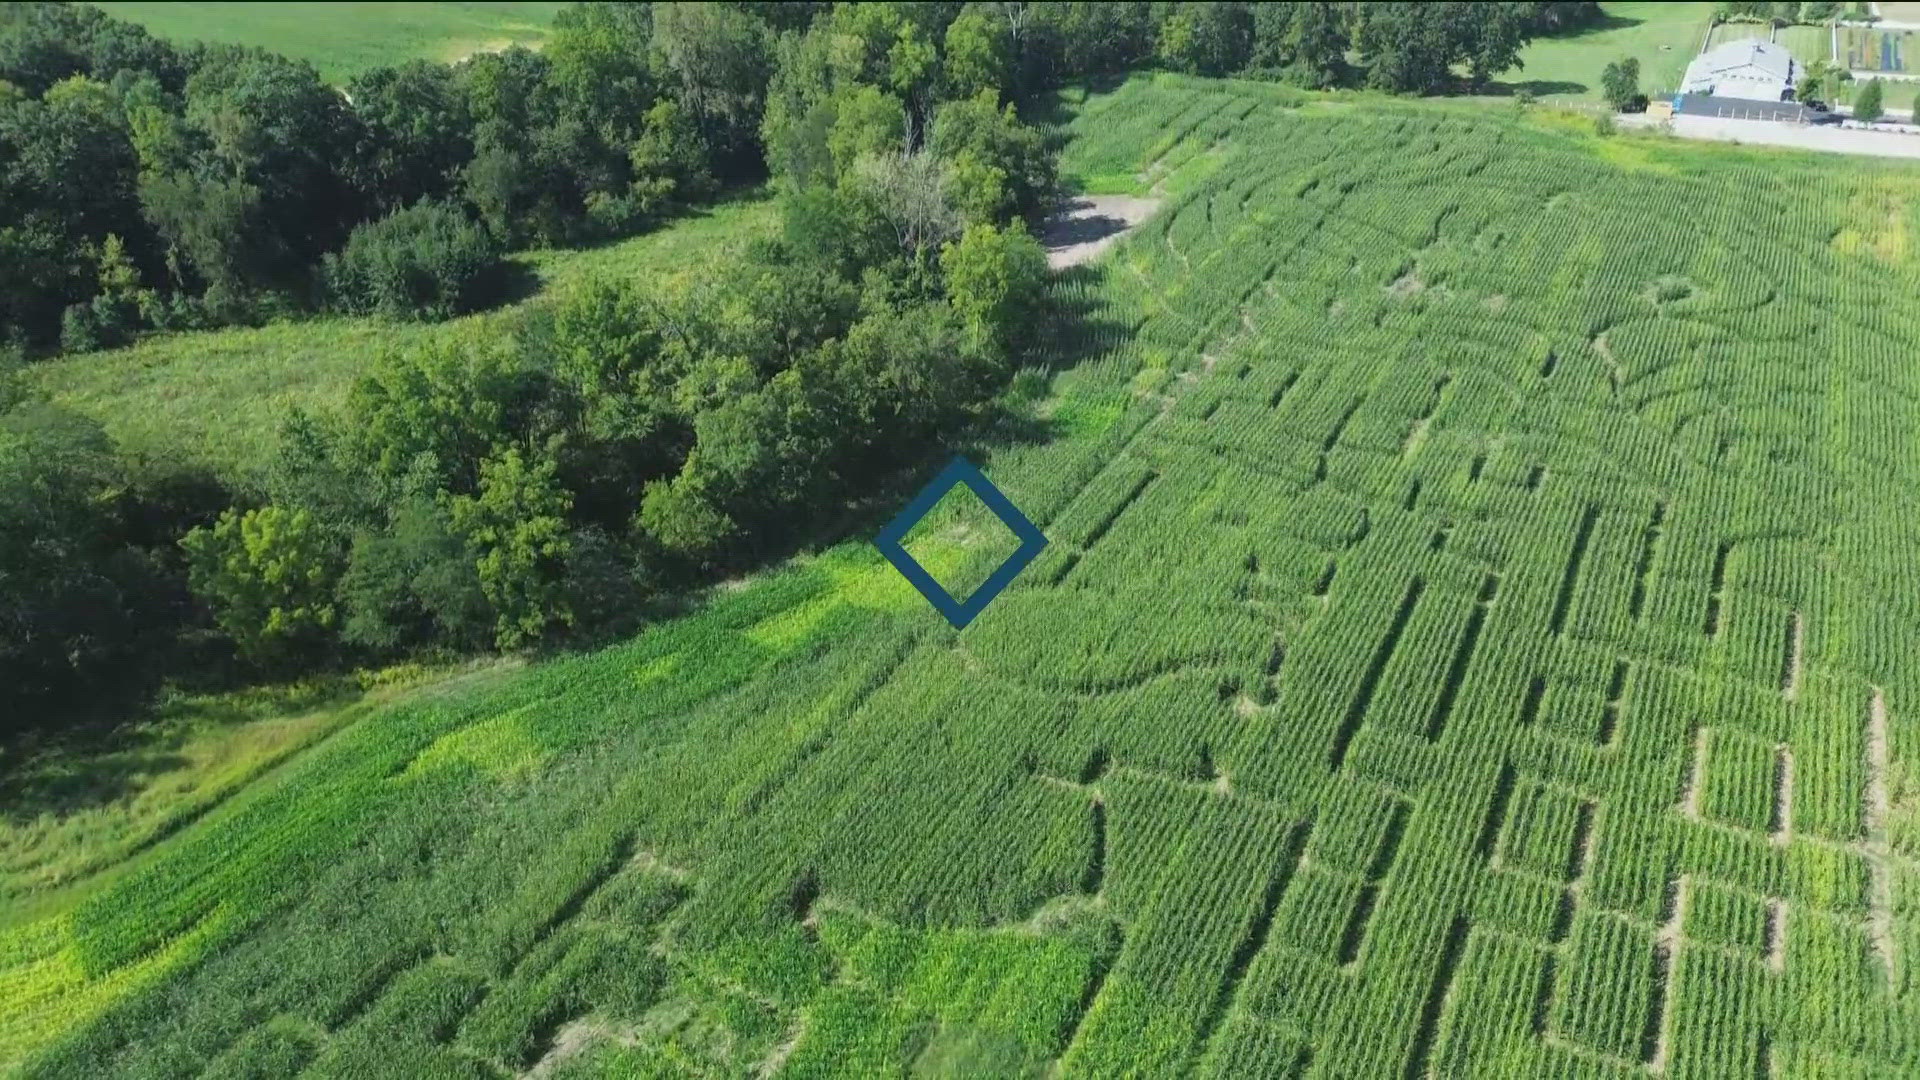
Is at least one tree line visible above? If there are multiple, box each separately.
[1,1,1605,736]
[1,2,1602,356]
[0,1,778,353]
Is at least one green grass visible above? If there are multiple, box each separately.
[94,1,566,84]
[24,196,779,489]
[1493,1,1717,102]
[0,659,518,921]
[1778,24,1834,68]
[9,74,1920,1077]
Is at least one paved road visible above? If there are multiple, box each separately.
[1620,113,1920,159]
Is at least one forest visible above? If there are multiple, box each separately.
[0,1,1603,732]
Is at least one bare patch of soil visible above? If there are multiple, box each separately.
[1771,745,1795,847]
[1865,687,1896,982]
[524,1019,640,1079]
[1764,898,1787,974]
[1648,874,1689,1073]
[1868,688,1891,833]
[1679,726,1708,819]
[1386,270,1426,298]
[1781,612,1804,701]
[1593,332,1623,391]
[758,1022,807,1079]
[1043,196,1163,269]
[628,849,692,880]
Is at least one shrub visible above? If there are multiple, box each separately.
[181,504,344,664]
[1855,78,1884,122]
[323,201,506,321]
[57,303,100,353]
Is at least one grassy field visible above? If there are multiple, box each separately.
[1491,2,1716,102]
[1779,23,1834,67]
[25,196,778,490]
[7,72,1920,1076]
[93,1,564,83]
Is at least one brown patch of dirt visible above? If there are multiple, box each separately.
[1782,612,1803,701]
[1869,688,1891,833]
[1648,874,1689,1073]
[1679,726,1708,819]
[1764,898,1787,974]
[629,849,692,880]
[1771,745,1795,847]
[758,1022,807,1079]
[524,1019,640,1079]
[1043,196,1162,269]
[1593,331,1623,391]
[1865,687,1896,982]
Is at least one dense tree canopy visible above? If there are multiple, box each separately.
[0,1,1602,358]
[0,0,1614,728]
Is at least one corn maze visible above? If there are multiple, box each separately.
[6,76,1920,1077]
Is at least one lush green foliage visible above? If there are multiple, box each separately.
[0,1,777,355]
[322,200,506,321]
[0,402,176,725]
[181,505,342,663]
[1857,76,1885,121]
[7,73,1920,1078]
[2,1,1621,359]
[24,195,780,487]
[1601,56,1642,111]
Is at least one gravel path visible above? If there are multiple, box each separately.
[1621,113,1920,159]
[1043,195,1163,269]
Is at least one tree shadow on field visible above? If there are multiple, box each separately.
[0,730,191,824]
[1526,11,1642,41]
[1487,79,1590,97]
[0,674,358,823]
[482,258,546,309]
[969,261,1134,447]
[1576,12,1643,34]
[1025,72,1133,132]
[1042,203,1137,250]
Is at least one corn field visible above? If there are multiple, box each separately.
[5,73,1920,1077]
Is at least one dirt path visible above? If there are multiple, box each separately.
[1764,899,1788,974]
[1620,113,1920,161]
[1771,745,1795,847]
[1679,726,1708,819]
[1648,874,1689,1073]
[1043,196,1163,269]
[1866,687,1896,983]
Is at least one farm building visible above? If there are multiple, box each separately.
[1681,39,1799,100]
[1671,93,1836,123]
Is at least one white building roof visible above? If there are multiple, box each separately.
[1682,39,1798,96]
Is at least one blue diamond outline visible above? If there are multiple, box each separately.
[874,455,1047,630]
